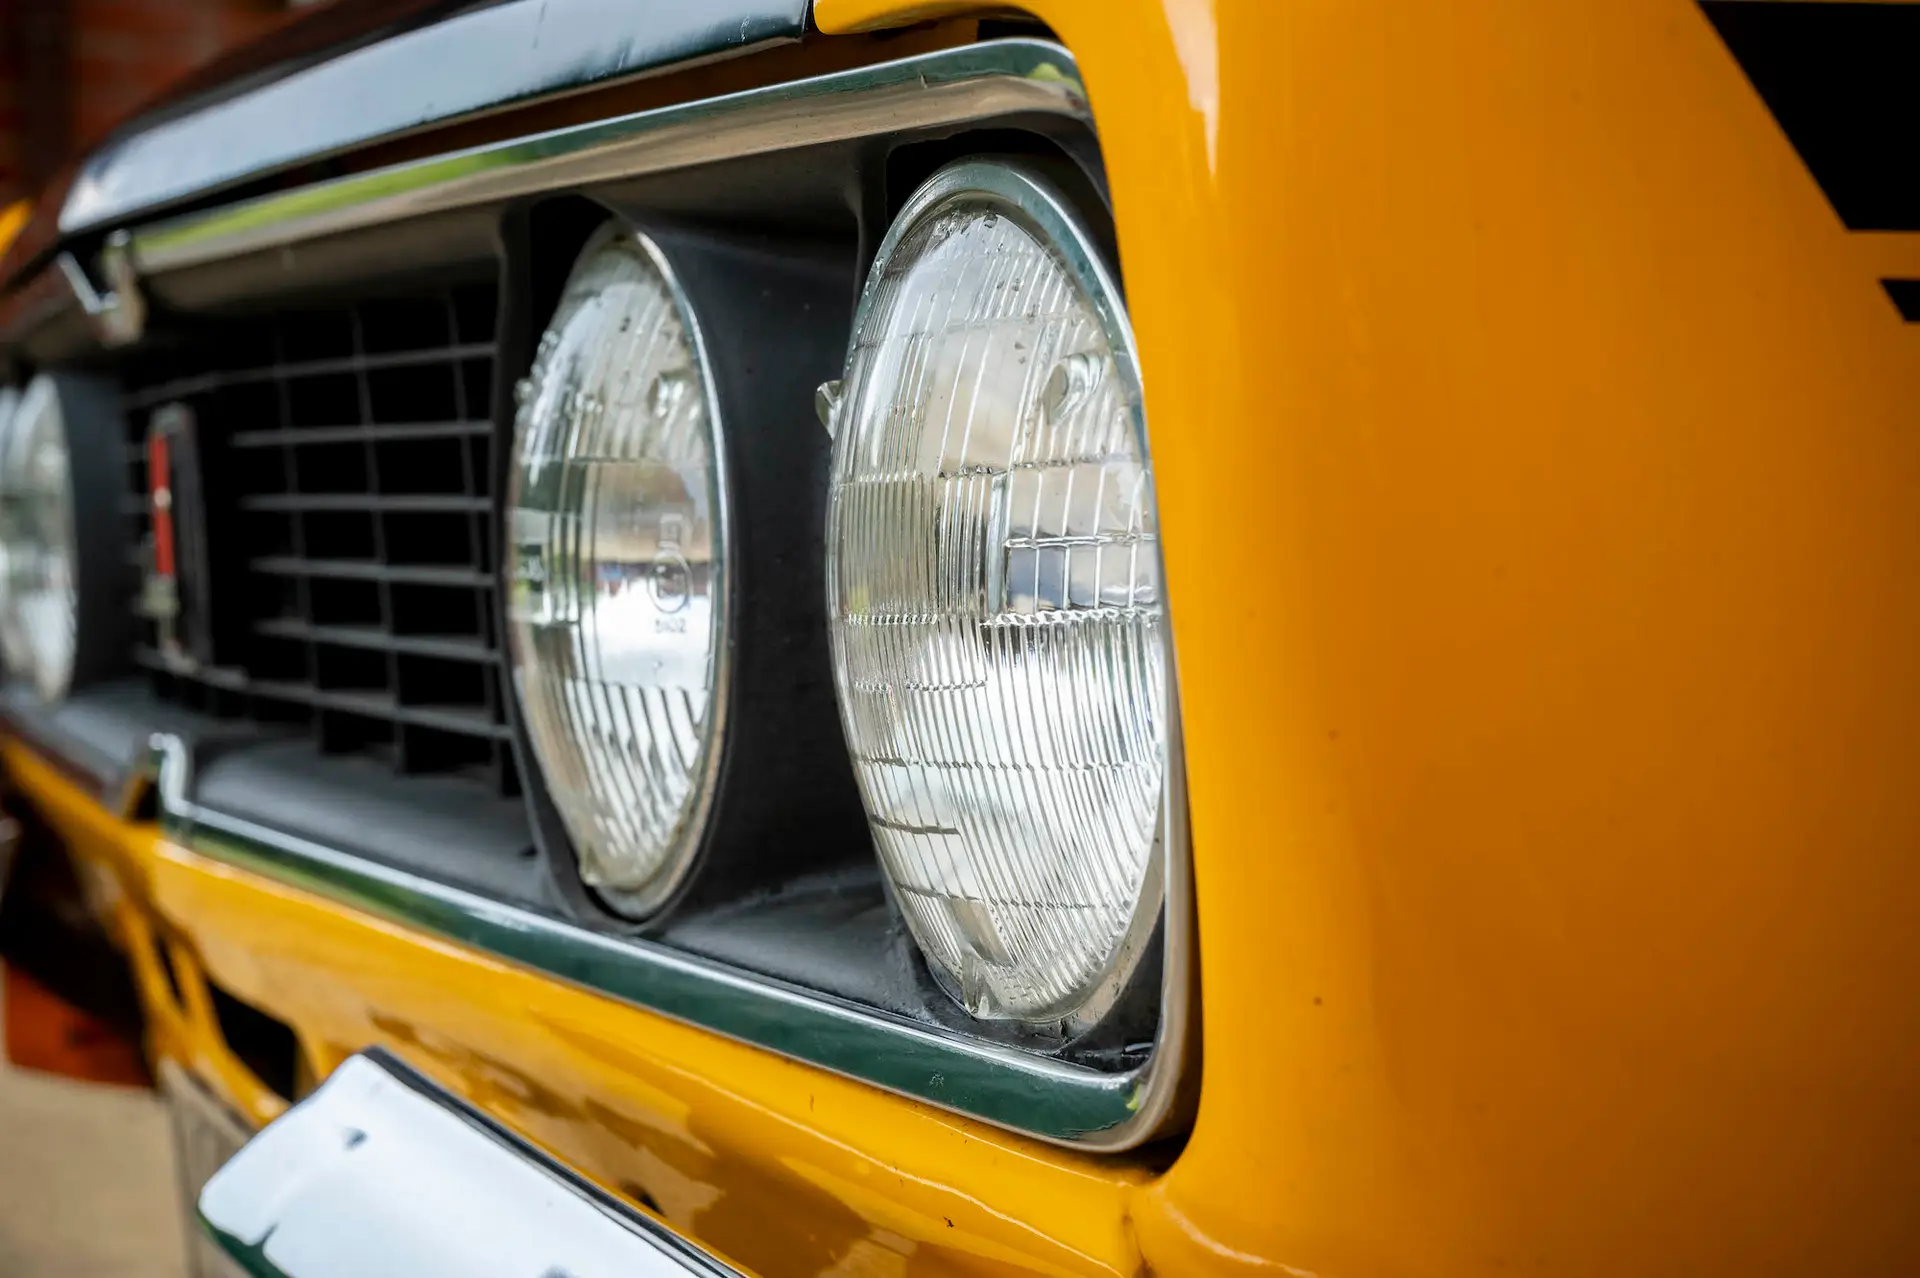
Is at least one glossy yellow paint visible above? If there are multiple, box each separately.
[8,1,1920,1273]
[0,739,1153,1278]
[824,1,1920,1274]
[0,200,29,264]
[0,740,289,1128]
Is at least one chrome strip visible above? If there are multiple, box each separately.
[824,159,1196,1115]
[126,39,1091,277]
[62,0,809,235]
[198,1050,748,1277]
[39,40,1188,1150]
[505,223,739,922]
[55,232,144,346]
[148,735,1155,1146]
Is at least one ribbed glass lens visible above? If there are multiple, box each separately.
[0,386,18,677]
[0,377,77,702]
[505,230,727,917]
[827,165,1169,1025]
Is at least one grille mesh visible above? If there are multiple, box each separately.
[120,281,518,794]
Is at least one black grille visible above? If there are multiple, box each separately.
[120,281,518,794]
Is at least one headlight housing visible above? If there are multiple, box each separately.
[0,386,19,675]
[505,225,730,919]
[826,161,1178,1030]
[0,373,122,702]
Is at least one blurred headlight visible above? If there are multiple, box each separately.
[506,226,729,918]
[0,375,81,701]
[0,386,19,674]
[826,161,1173,1028]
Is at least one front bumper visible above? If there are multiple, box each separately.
[0,732,1149,1278]
[187,1049,750,1277]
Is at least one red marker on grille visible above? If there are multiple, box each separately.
[147,427,175,582]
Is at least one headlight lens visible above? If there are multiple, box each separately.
[0,376,80,702]
[506,226,729,918]
[0,386,19,675]
[826,162,1172,1027]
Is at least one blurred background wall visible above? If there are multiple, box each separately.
[0,0,305,206]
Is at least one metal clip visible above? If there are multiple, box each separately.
[56,230,145,347]
[814,378,843,438]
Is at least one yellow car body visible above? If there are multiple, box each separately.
[4,2,1918,1275]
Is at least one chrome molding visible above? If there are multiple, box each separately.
[823,159,1196,1098]
[63,0,810,235]
[125,39,1090,277]
[55,232,144,346]
[145,734,1158,1147]
[198,1050,748,1277]
[504,222,737,921]
[10,39,1193,1151]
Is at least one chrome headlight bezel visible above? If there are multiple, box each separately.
[504,221,735,920]
[502,209,871,929]
[42,37,1192,1150]
[0,385,21,679]
[824,158,1188,1036]
[0,371,125,703]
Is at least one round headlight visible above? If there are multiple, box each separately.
[1,376,81,700]
[0,386,19,672]
[0,373,124,702]
[505,225,730,918]
[826,161,1175,1028]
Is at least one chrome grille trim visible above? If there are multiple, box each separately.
[62,0,811,236]
[34,38,1193,1153]
[120,280,518,791]
[125,40,1090,277]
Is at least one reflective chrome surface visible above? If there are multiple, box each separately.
[0,375,78,701]
[144,733,1158,1146]
[826,161,1180,1033]
[63,0,809,234]
[9,39,1185,1150]
[198,1050,749,1277]
[507,227,732,915]
[126,40,1090,276]
[54,232,144,346]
